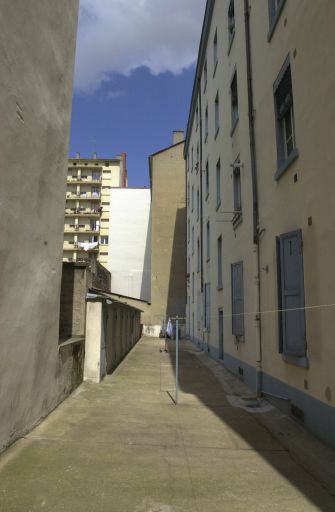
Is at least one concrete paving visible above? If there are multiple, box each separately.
[0,337,335,512]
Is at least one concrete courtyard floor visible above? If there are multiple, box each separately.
[0,337,335,512]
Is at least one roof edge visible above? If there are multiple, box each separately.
[184,0,215,158]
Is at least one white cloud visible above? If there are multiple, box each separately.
[74,0,206,92]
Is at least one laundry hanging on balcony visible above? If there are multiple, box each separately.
[77,241,99,251]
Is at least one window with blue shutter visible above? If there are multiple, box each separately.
[276,230,306,357]
[204,283,211,331]
[231,262,244,338]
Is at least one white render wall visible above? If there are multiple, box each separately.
[108,188,151,301]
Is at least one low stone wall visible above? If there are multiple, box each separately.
[105,302,141,374]
[84,298,142,383]
[57,338,85,399]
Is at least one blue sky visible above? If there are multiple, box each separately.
[69,0,206,187]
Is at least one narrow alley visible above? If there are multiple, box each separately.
[0,337,334,512]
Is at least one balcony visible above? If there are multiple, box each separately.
[64,226,100,234]
[66,177,102,185]
[65,208,102,217]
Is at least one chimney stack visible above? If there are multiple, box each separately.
[76,152,80,159]
[173,130,184,145]
[93,152,97,159]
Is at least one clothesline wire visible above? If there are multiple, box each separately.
[163,302,335,323]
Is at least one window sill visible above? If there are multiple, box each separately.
[216,201,221,212]
[275,147,299,180]
[227,30,235,56]
[230,116,239,137]
[214,127,220,140]
[267,0,287,42]
[213,61,218,78]
[282,354,309,369]
[217,285,223,291]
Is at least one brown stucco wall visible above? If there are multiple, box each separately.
[149,142,187,332]
[0,0,79,451]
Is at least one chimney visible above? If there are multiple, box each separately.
[76,152,80,159]
[93,152,97,159]
[173,130,184,145]
[121,152,127,188]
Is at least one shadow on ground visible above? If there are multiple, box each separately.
[166,338,335,512]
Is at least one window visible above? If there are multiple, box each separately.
[214,92,220,136]
[231,262,244,337]
[205,160,209,198]
[100,236,109,245]
[203,59,208,91]
[274,59,298,178]
[204,283,211,331]
[233,163,242,227]
[228,0,235,45]
[204,105,208,140]
[197,238,200,273]
[276,230,307,363]
[213,29,218,73]
[92,172,100,181]
[192,226,195,254]
[217,236,223,289]
[196,189,200,219]
[206,221,210,260]
[191,185,194,211]
[92,187,100,198]
[216,159,221,209]
[268,0,286,40]
[230,71,239,130]
[90,219,99,230]
[89,235,98,243]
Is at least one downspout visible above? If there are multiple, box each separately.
[244,0,262,396]
[198,82,205,350]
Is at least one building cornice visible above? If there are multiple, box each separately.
[184,0,215,158]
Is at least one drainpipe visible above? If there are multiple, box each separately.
[244,0,262,396]
[198,82,204,351]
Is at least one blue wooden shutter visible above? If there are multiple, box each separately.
[205,283,211,331]
[232,262,244,336]
[278,230,306,356]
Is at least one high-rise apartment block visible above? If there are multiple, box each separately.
[186,0,335,448]
[63,152,127,266]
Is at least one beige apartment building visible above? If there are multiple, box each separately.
[185,0,335,449]
[64,152,127,267]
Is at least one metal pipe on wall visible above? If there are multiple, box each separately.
[244,0,262,396]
